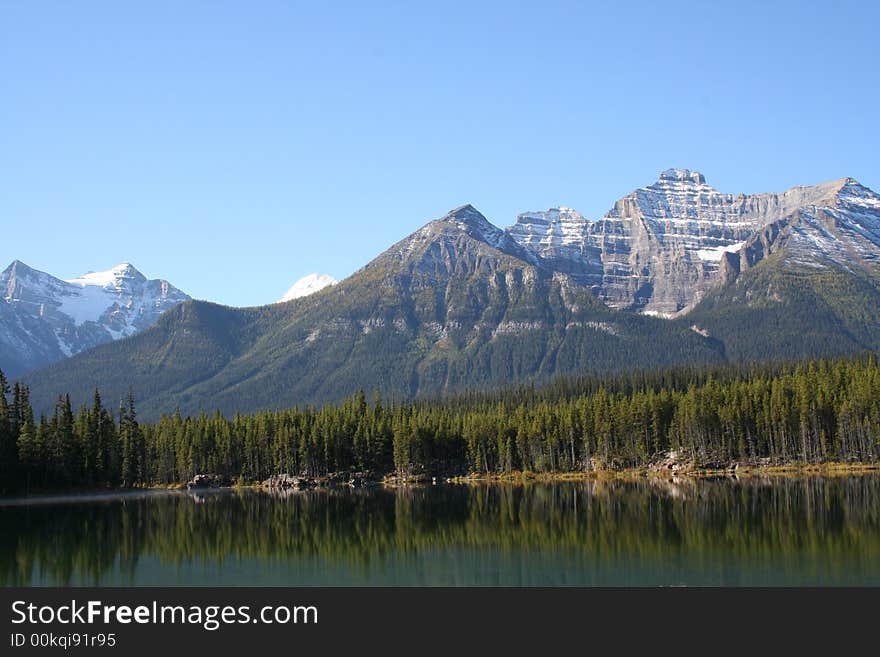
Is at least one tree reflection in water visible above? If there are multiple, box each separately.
[2,476,879,586]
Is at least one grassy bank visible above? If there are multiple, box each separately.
[443,461,880,484]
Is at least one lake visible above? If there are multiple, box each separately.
[2,475,880,586]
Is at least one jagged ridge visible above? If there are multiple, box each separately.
[507,170,880,316]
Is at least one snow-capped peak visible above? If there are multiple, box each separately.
[0,260,190,376]
[66,262,146,289]
[279,273,338,302]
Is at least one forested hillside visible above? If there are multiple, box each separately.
[684,253,880,361]
[2,355,878,493]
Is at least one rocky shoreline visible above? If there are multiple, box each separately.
[262,471,377,490]
[8,459,878,500]
[179,452,880,494]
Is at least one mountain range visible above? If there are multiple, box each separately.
[13,169,880,419]
[0,261,189,379]
[0,264,344,380]
[508,168,880,316]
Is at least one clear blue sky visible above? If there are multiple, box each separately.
[2,1,878,306]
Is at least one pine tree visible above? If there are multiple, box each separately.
[16,391,37,492]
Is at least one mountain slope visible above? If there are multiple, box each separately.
[684,254,880,362]
[25,205,724,418]
[0,261,189,378]
[680,176,880,361]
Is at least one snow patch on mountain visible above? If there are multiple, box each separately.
[67,262,139,289]
[279,273,338,302]
[696,241,746,261]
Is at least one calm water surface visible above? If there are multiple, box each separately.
[2,476,880,586]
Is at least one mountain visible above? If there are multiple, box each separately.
[683,253,880,363]
[20,172,880,420]
[0,261,189,378]
[681,177,880,362]
[278,273,338,302]
[507,169,880,316]
[23,205,723,419]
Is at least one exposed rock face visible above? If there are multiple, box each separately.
[264,473,314,489]
[186,473,229,489]
[595,169,759,314]
[507,170,880,316]
[724,178,880,277]
[0,261,189,377]
[506,206,602,283]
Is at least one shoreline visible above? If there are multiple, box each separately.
[444,461,880,484]
[3,461,878,501]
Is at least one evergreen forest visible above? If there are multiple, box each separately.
[1,354,879,493]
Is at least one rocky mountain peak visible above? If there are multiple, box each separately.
[514,206,588,224]
[4,259,33,276]
[435,204,530,257]
[834,177,879,206]
[2,260,65,302]
[656,168,707,185]
[3,259,46,283]
[505,207,594,279]
[442,204,489,226]
[616,167,729,224]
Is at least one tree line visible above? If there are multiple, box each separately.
[1,354,879,492]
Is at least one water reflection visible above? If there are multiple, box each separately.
[2,476,879,586]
